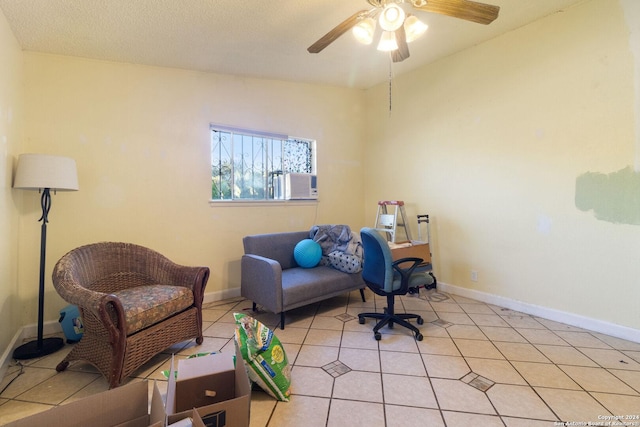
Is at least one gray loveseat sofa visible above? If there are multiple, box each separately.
[241,231,366,329]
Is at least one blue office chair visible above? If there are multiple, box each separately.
[358,227,427,341]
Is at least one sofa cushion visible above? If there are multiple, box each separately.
[281,266,362,307]
[112,285,194,335]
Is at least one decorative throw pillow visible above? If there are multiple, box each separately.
[233,312,291,401]
[294,239,322,268]
[328,250,362,273]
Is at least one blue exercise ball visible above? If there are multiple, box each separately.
[294,239,322,268]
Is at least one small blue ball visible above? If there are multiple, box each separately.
[294,239,322,268]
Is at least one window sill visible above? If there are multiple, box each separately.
[208,199,319,207]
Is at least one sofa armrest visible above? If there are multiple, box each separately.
[241,254,283,313]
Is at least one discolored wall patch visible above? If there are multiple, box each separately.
[575,166,640,225]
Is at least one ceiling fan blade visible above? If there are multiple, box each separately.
[392,25,410,63]
[413,0,499,25]
[308,9,370,54]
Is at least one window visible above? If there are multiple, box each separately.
[210,125,316,201]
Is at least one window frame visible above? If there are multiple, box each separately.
[209,124,317,204]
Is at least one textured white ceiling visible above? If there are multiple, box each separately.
[0,0,586,88]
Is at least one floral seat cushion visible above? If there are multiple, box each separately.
[112,285,194,335]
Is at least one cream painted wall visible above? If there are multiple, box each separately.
[0,9,23,354]
[18,54,366,328]
[364,0,640,330]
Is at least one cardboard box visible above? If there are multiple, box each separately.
[4,380,165,427]
[389,240,432,266]
[166,350,251,427]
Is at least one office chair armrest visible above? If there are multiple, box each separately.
[392,257,424,289]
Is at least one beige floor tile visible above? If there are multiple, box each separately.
[332,371,383,402]
[430,301,465,313]
[511,361,580,390]
[442,410,504,426]
[382,373,437,408]
[446,324,488,340]
[295,344,340,367]
[431,378,496,415]
[578,347,640,370]
[270,326,308,345]
[559,365,638,394]
[0,400,54,424]
[16,370,99,405]
[327,400,385,427]
[61,376,110,404]
[469,313,511,327]
[535,387,611,423]
[592,392,640,415]
[268,395,330,427]
[422,354,470,379]
[340,330,380,350]
[290,366,333,398]
[437,312,475,325]
[459,303,498,315]
[494,342,549,363]
[466,358,527,385]
[501,315,545,329]
[201,308,228,322]
[533,318,585,332]
[249,390,277,427]
[593,334,640,351]
[554,331,611,349]
[502,417,563,426]
[385,406,445,427]
[610,369,640,393]
[515,328,569,346]
[417,336,461,356]
[203,320,236,338]
[479,326,528,343]
[535,344,599,367]
[0,366,58,399]
[377,334,420,353]
[380,351,427,376]
[303,329,343,347]
[338,347,380,372]
[454,339,505,360]
[487,384,557,420]
[310,316,347,331]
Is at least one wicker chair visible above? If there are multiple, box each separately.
[52,242,209,388]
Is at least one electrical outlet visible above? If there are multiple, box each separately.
[471,270,478,282]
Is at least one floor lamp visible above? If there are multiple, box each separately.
[13,153,79,360]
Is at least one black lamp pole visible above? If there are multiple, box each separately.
[13,188,64,359]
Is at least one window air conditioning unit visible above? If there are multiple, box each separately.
[275,173,318,200]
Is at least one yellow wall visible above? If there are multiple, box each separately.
[364,0,640,330]
[0,7,24,354]
[17,54,366,332]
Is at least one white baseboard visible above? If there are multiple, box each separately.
[437,281,640,344]
[203,287,242,305]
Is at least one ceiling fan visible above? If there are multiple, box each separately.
[307,0,500,63]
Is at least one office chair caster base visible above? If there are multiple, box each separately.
[415,333,423,341]
[417,317,424,325]
[374,332,382,341]
[358,317,365,325]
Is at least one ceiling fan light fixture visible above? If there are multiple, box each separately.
[377,30,398,51]
[379,3,405,32]
[352,17,376,44]
[404,15,428,43]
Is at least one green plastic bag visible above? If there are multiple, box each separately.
[233,312,291,401]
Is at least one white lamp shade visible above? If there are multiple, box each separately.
[13,154,79,191]
[377,31,398,52]
[404,15,428,43]
[379,4,405,32]
[352,17,376,45]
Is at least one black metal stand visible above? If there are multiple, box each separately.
[13,188,64,360]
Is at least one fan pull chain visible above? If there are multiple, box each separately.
[388,57,393,116]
